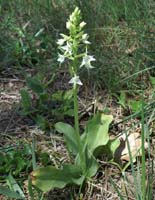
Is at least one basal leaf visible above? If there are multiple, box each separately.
[96,138,120,159]
[55,122,78,154]
[31,164,83,192]
[86,113,113,153]
[84,146,98,178]
[108,138,120,157]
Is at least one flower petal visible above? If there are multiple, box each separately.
[69,76,83,85]
[57,54,65,63]
[61,42,72,55]
[57,39,65,46]
[80,55,95,69]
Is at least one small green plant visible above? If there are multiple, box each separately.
[0,143,32,178]
[30,7,120,194]
[128,99,146,113]
[0,144,32,199]
[115,91,147,114]
[115,90,127,109]
[0,142,52,199]
[20,73,74,129]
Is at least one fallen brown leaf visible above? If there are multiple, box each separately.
[117,132,148,162]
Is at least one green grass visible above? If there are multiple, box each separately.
[0,0,155,91]
[110,98,154,200]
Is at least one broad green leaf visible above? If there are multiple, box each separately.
[96,138,120,158]
[31,164,83,192]
[75,146,98,178]
[86,113,113,153]
[108,138,120,157]
[0,186,24,199]
[55,122,78,154]
[84,146,98,178]
[26,76,44,94]
[20,89,31,111]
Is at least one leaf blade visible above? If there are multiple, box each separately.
[55,122,78,154]
[31,164,83,192]
[86,113,113,153]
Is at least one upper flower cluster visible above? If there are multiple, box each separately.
[57,7,95,85]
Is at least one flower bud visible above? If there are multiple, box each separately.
[66,21,71,29]
[57,38,65,46]
[80,21,86,29]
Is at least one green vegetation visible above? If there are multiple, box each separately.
[1,0,155,90]
[0,1,155,199]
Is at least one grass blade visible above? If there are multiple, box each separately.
[110,177,124,200]
[141,99,146,200]
[0,185,24,199]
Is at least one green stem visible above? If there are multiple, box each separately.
[141,98,146,200]
[73,82,86,172]
[71,32,86,173]
[73,84,80,139]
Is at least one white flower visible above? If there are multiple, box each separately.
[82,34,90,44]
[79,21,86,29]
[57,38,65,46]
[61,42,72,55]
[69,75,83,86]
[84,40,90,44]
[66,21,71,29]
[80,55,95,69]
[57,54,65,63]
[60,34,69,40]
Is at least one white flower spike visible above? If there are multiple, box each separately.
[80,55,95,69]
[69,75,83,86]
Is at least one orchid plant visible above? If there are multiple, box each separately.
[57,7,96,173]
[30,7,119,194]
